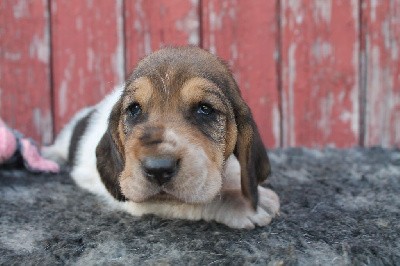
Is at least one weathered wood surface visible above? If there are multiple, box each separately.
[201,0,280,148]
[124,0,200,73]
[1,0,399,147]
[362,0,400,147]
[0,0,53,144]
[280,0,360,147]
[51,0,125,133]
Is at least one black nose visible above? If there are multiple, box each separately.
[141,157,179,185]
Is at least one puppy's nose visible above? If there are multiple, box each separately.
[141,157,179,185]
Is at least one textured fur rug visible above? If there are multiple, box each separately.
[1,148,399,265]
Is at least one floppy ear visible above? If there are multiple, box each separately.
[96,100,127,201]
[234,104,271,210]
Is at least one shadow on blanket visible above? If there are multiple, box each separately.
[1,148,399,265]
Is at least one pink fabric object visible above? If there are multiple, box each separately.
[0,119,17,164]
[20,139,60,173]
[0,118,60,173]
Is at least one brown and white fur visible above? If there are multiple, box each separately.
[43,47,279,229]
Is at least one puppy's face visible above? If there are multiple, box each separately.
[117,76,236,203]
[96,47,271,208]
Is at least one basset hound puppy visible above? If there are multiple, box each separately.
[43,46,280,229]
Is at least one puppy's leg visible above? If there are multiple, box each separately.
[202,186,279,229]
[121,155,279,229]
[121,187,279,229]
[41,107,94,164]
[202,154,280,229]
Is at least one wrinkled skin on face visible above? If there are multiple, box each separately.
[96,47,271,209]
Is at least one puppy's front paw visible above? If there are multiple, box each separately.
[209,187,280,229]
[258,186,280,218]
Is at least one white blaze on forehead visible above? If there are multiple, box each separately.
[162,128,222,203]
[162,128,209,166]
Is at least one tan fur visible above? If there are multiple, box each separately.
[47,46,279,229]
[117,76,230,204]
[104,47,277,226]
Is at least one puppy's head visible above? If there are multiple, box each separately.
[96,47,270,208]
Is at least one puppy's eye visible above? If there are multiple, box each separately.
[126,103,142,118]
[196,103,214,115]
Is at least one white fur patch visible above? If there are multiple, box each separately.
[71,87,123,196]
[47,86,280,229]
[42,107,94,164]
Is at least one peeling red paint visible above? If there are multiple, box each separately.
[51,0,124,133]
[0,0,53,144]
[124,0,200,72]
[1,0,399,148]
[201,0,280,148]
[280,0,360,147]
[362,0,400,147]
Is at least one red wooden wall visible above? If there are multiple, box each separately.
[1,0,399,148]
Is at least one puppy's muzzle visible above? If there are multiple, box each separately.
[141,156,179,185]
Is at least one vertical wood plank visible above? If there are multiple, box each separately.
[0,0,53,144]
[124,0,200,73]
[51,0,125,133]
[362,0,400,147]
[281,0,360,147]
[201,0,280,148]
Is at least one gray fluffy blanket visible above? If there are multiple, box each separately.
[1,148,399,265]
